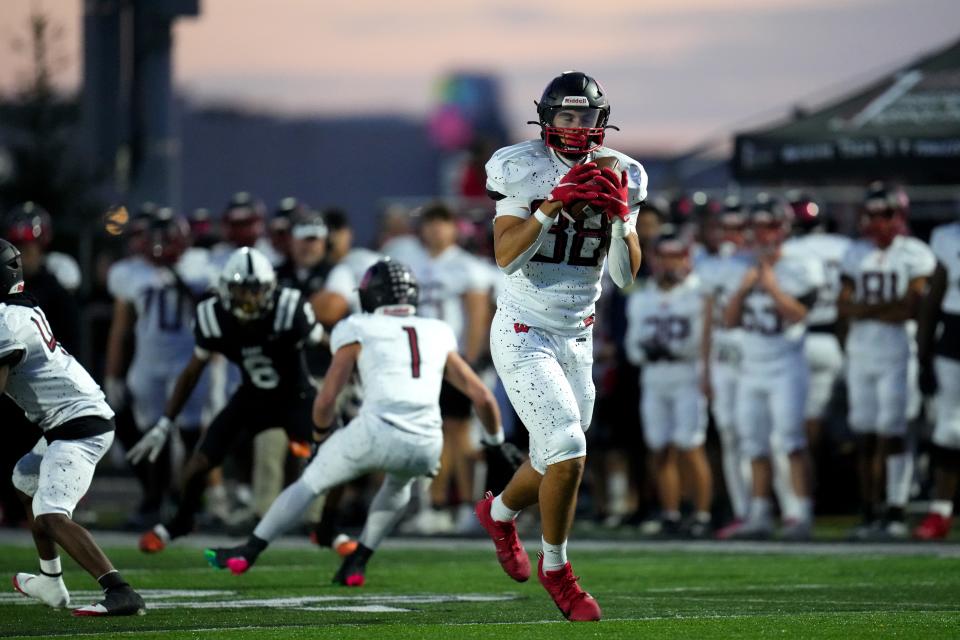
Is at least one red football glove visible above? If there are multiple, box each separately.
[591,168,631,222]
[549,162,601,209]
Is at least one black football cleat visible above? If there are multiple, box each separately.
[204,546,257,575]
[332,544,373,587]
[73,587,146,617]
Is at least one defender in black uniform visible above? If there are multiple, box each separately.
[129,247,324,553]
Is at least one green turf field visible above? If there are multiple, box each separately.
[2,540,959,639]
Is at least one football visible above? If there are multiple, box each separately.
[568,156,621,219]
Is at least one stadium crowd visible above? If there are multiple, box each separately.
[1,179,956,547]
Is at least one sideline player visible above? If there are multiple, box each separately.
[625,235,712,537]
[782,194,850,450]
[105,209,215,524]
[838,184,936,539]
[477,70,645,622]
[914,217,960,539]
[723,198,822,540]
[1,239,145,616]
[205,260,508,586]
[130,247,324,552]
[696,200,753,534]
[391,202,493,533]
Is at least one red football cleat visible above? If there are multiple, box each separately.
[225,557,250,575]
[344,573,365,587]
[914,513,952,540]
[475,491,530,582]
[138,529,166,554]
[333,534,359,558]
[714,518,745,540]
[537,553,601,622]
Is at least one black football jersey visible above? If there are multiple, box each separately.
[275,259,331,297]
[192,287,322,394]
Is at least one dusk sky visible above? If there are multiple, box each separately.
[2,0,959,151]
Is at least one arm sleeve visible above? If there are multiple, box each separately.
[486,149,534,220]
[605,157,648,288]
[440,322,458,356]
[0,317,27,366]
[930,228,947,264]
[607,229,634,289]
[330,317,362,352]
[293,300,324,346]
[494,195,533,220]
[840,244,858,279]
[464,255,493,292]
[623,294,646,366]
[106,261,133,300]
[324,263,356,299]
[908,240,937,279]
[786,260,823,312]
[192,299,220,353]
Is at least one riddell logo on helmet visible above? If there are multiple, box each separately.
[561,96,589,107]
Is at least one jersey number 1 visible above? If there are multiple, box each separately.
[402,326,421,378]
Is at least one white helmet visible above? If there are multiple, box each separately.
[218,247,277,320]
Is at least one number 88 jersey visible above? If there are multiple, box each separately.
[193,286,322,395]
[841,235,936,360]
[485,139,648,335]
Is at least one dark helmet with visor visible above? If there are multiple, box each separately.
[535,71,613,155]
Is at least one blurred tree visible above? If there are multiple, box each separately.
[0,9,100,230]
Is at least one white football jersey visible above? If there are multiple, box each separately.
[783,233,851,327]
[380,235,427,268]
[324,248,382,315]
[842,235,936,360]
[930,222,960,315]
[1,301,113,431]
[624,275,704,386]
[330,311,458,437]
[739,255,824,363]
[402,244,491,347]
[695,251,751,362]
[45,251,82,291]
[108,248,217,377]
[485,140,648,335]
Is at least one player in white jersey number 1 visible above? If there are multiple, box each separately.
[477,71,645,622]
[0,239,145,616]
[205,260,508,586]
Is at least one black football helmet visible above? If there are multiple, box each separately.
[0,239,25,298]
[4,202,52,247]
[861,181,908,247]
[223,191,266,248]
[750,194,791,253]
[146,208,192,266]
[787,191,823,234]
[358,259,419,313]
[534,71,614,155]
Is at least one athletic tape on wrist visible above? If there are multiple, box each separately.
[534,209,557,227]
